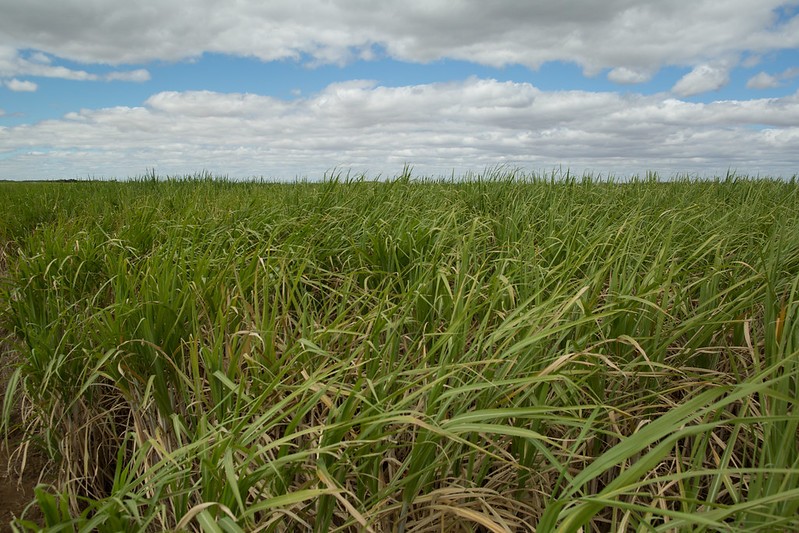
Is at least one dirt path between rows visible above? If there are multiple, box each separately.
[1,249,52,530]
[0,435,42,530]
[1,332,49,529]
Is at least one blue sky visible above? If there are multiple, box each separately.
[2,1,799,180]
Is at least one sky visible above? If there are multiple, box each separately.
[1,1,799,180]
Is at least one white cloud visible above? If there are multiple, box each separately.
[0,46,96,80]
[1,79,798,180]
[672,65,730,97]
[0,46,150,83]
[4,78,37,91]
[607,67,653,84]
[747,66,799,89]
[747,71,781,89]
[0,1,797,74]
[28,51,51,64]
[105,69,150,82]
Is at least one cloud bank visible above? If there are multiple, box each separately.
[2,79,798,180]
[1,2,798,178]
[1,1,797,80]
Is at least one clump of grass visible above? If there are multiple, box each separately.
[1,171,799,531]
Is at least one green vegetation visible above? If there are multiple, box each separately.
[2,171,799,531]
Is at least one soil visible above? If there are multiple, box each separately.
[0,439,45,531]
[1,337,50,531]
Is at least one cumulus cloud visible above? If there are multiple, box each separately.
[0,46,94,80]
[4,78,37,91]
[672,65,730,97]
[1,79,798,180]
[0,1,797,75]
[747,67,799,89]
[0,46,149,82]
[747,72,781,89]
[607,67,653,84]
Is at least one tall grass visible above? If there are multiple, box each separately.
[2,171,799,531]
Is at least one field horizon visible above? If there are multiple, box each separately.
[2,164,799,185]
